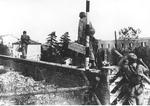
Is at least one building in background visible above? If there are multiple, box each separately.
[98,40,115,50]
[12,40,41,61]
[0,35,19,56]
[98,37,150,49]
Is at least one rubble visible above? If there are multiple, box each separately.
[0,69,82,105]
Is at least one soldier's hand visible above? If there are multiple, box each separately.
[138,72,145,78]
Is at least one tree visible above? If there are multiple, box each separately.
[118,27,140,54]
[46,31,57,49]
[47,32,58,56]
[42,31,58,62]
[0,44,9,55]
[110,55,136,105]
[59,32,71,57]
[118,27,140,41]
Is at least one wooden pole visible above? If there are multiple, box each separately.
[114,31,118,49]
[85,0,90,72]
[84,1,101,105]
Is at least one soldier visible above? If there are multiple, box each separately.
[120,53,150,105]
[20,31,30,59]
[77,12,96,68]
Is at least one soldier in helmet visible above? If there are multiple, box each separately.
[77,12,96,68]
[20,31,30,58]
[119,53,150,105]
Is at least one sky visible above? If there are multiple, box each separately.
[0,0,150,43]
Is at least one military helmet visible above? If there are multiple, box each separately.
[128,53,137,61]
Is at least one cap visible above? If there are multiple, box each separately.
[79,12,86,18]
[23,31,27,34]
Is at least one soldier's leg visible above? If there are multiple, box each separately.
[21,47,25,58]
[134,84,144,105]
[89,49,96,68]
[135,93,144,105]
[89,41,96,67]
[25,45,28,58]
[21,44,26,58]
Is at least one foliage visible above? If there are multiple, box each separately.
[41,32,59,62]
[59,32,71,57]
[110,53,148,105]
[41,31,72,63]
[118,27,140,41]
[110,56,134,105]
[0,44,9,55]
[46,31,58,56]
[117,27,141,54]
[46,32,57,48]
[60,32,70,44]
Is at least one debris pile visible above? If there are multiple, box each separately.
[0,70,82,105]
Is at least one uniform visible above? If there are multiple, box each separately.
[20,32,30,58]
[78,12,95,67]
[120,53,148,105]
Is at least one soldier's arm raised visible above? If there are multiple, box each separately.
[138,64,150,84]
[139,73,150,84]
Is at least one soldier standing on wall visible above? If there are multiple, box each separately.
[20,31,30,59]
[77,12,96,68]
